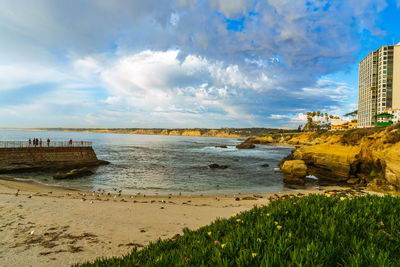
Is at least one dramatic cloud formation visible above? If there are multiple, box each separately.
[0,0,399,127]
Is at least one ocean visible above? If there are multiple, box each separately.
[0,129,315,195]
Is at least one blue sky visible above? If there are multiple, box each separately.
[0,0,400,128]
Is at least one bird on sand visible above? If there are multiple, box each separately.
[27,194,32,198]
[15,189,20,196]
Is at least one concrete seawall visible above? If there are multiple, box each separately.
[0,147,108,173]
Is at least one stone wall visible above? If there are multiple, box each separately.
[0,147,106,173]
[0,147,98,164]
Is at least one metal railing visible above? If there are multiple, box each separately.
[0,141,92,148]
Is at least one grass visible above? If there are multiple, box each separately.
[76,194,400,267]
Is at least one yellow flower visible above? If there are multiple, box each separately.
[340,197,345,201]
[252,253,257,258]
[266,213,270,216]
[221,244,226,248]
[277,225,282,230]
[274,221,278,225]
[207,232,212,236]
[201,225,206,228]
[326,194,331,197]
[282,197,285,200]
[257,238,262,243]
[236,219,241,222]
[231,214,236,218]
[285,211,288,214]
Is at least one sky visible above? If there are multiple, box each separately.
[1,0,400,129]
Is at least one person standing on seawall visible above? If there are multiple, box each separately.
[69,138,72,146]
[47,138,50,147]
[39,139,42,147]
[28,138,32,147]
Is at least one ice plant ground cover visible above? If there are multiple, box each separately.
[76,194,400,266]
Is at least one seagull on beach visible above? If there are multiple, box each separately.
[27,194,32,199]
[15,189,20,196]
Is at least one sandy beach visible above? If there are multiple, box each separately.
[0,179,373,267]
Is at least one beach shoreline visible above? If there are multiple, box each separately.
[0,178,376,267]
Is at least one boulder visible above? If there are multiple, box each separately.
[236,143,255,149]
[346,178,359,185]
[54,167,94,180]
[281,160,307,185]
[208,163,228,169]
[260,163,269,167]
[215,145,228,148]
[367,179,397,192]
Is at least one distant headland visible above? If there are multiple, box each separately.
[19,128,298,138]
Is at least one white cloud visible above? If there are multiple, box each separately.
[0,65,66,91]
[290,113,308,123]
[0,1,392,128]
[269,114,288,119]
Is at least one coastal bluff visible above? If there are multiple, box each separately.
[244,125,400,193]
[0,146,108,173]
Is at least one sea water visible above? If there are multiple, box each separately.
[0,129,315,195]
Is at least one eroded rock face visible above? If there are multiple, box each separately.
[280,127,400,192]
[292,143,360,182]
[281,160,307,185]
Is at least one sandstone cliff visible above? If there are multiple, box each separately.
[244,126,400,192]
[34,128,289,138]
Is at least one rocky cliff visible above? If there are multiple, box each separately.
[35,128,298,138]
[246,126,400,192]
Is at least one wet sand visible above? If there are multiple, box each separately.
[0,179,374,267]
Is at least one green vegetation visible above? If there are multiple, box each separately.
[344,110,358,119]
[301,111,338,132]
[76,194,400,266]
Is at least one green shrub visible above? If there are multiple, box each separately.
[76,195,400,267]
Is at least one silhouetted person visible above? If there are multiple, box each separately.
[28,138,31,146]
[69,138,72,146]
[47,138,50,147]
[39,139,42,147]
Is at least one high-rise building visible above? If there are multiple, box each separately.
[358,43,400,127]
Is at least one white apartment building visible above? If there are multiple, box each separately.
[358,43,400,127]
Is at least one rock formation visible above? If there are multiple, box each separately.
[236,143,256,149]
[277,125,400,192]
[208,163,229,169]
[281,160,307,185]
[53,167,94,180]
